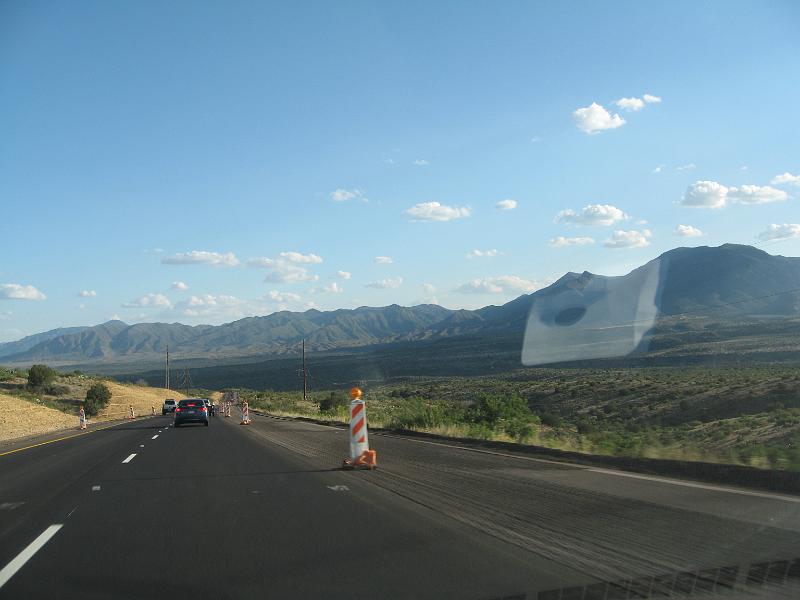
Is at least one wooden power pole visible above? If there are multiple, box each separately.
[302,339,308,403]
[165,345,170,391]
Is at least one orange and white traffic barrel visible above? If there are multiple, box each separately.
[129,405,135,420]
[342,387,377,469]
[240,401,251,425]
[78,407,87,430]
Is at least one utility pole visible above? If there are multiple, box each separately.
[184,367,190,397]
[302,339,308,403]
[165,345,170,391]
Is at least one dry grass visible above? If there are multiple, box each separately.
[0,392,77,441]
[98,382,186,419]
[0,383,186,442]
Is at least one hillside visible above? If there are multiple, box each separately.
[2,244,799,370]
[0,369,186,442]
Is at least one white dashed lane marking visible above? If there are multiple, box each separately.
[122,454,137,464]
[0,524,63,589]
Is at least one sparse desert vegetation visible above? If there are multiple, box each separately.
[229,365,800,470]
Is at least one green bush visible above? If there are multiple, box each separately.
[27,364,57,388]
[319,391,349,413]
[469,393,538,440]
[44,384,70,396]
[539,412,562,428]
[386,397,464,430]
[84,383,111,416]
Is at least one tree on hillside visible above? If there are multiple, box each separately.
[85,383,112,416]
[469,393,539,441]
[27,364,57,388]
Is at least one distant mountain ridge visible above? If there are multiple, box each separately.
[2,244,799,367]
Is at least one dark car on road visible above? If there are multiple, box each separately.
[174,399,209,427]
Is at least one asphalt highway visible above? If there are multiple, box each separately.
[1,411,799,599]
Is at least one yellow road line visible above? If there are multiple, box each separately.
[0,418,154,457]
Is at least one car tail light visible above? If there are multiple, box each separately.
[175,407,182,412]
[200,406,207,412]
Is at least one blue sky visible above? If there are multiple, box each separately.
[1,0,799,341]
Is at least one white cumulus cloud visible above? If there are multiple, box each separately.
[682,180,788,209]
[728,185,788,205]
[404,201,471,222]
[78,290,97,298]
[467,249,500,259]
[615,97,645,112]
[336,270,352,280]
[365,277,403,289]
[555,204,628,227]
[681,181,729,209]
[162,250,239,266]
[171,281,189,291]
[319,282,343,294]
[266,290,303,303]
[123,293,172,308]
[615,94,661,112]
[0,284,46,301]
[757,223,800,241]
[330,188,366,202]
[374,256,393,264]
[279,251,323,264]
[457,275,545,295]
[674,225,704,237]
[771,172,800,186]
[496,199,518,211]
[548,236,596,247]
[173,294,248,319]
[422,282,438,304]
[573,102,626,134]
[247,255,320,283]
[604,229,652,249]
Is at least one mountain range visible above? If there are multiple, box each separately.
[2,244,799,370]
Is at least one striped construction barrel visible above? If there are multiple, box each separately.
[348,399,369,460]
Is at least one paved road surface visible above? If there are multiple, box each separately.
[1,411,799,599]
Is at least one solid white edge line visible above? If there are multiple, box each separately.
[382,433,800,503]
[122,453,137,463]
[261,414,800,504]
[0,524,63,589]
[584,467,800,503]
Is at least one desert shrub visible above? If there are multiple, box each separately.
[84,383,111,416]
[319,390,349,413]
[387,397,464,430]
[44,384,70,396]
[469,393,538,440]
[539,412,562,428]
[27,364,57,388]
[0,367,23,381]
